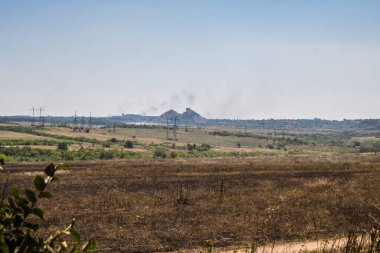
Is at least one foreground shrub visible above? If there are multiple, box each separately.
[0,155,95,252]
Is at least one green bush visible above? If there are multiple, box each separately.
[153,148,167,158]
[57,142,68,151]
[169,151,177,159]
[0,146,149,162]
[186,143,196,151]
[0,155,95,252]
[124,141,134,149]
[196,144,211,152]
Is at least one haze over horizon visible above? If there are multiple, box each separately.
[1,1,380,120]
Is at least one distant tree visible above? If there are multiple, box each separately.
[102,143,111,148]
[196,144,211,152]
[154,148,167,158]
[186,143,196,151]
[236,143,241,148]
[57,142,68,151]
[373,142,380,152]
[124,140,134,148]
[169,151,177,158]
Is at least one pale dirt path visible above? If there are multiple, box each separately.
[170,238,347,253]
[224,238,347,253]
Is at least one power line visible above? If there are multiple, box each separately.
[89,113,92,129]
[72,110,79,131]
[38,107,44,127]
[173,116,178,141]
[73,110,78,128]
[30,107,36,126]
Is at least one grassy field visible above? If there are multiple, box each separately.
[3,155,380,252]
[0,130,50,140]
[34,126,272,149]
[3,123,379,162]
[1,123,380,252]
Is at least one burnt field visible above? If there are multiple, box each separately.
[3,155,380,252]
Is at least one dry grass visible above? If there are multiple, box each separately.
[3,154,380,252]
[0,130,50,140]
[36,126,272,149]
[35,127,113,141]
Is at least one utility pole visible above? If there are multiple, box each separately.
[73,110,78,132]
[166,118,169,140]
[38,107,43,127]
[245,125,248,136]
[173,116,178,141]
[89,113,92,129]
[30,107,36,126]
[74,110,77,125]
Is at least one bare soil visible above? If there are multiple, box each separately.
[3,154,380,252]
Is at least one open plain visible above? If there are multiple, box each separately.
[3,155,380,252]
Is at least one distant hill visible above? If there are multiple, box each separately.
[157,108,207,124]
[158,109,180,122]
[181,108,207,124]
[1,110,380,131]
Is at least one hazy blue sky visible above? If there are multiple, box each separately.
[1,1,379,119]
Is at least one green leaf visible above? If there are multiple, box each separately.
[44,163,56,177]
[34,175,46,191]
[0,154,5,165]
[11,186,19,198]
[32,208,44,219]
[15,196,28,207]
[70,228,81,243]
[23,221,39,231]
[7,197,17,209]
[39,191,53,198]
[14,215,22,227]
[25,189,37,203]
[20,203,32,216]
[82,240,96,251]
[70,245,79,253]
[0,241,9,253]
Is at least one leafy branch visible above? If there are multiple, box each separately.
[0,155,95,253]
